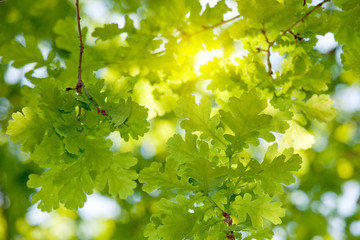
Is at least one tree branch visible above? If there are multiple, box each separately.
[203,15,241,31]
[256,0,330,76]
[67,0,107,116]
[283,0,330,35]
[261,29,274,76]
[182,15,241,38]
[222,212,235,240]
[75,0,84,94]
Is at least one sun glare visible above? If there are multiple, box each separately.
[193,49,223,76]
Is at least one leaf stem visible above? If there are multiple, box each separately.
[261,29,274,76]
[70,0,107,116]
[282,0,330,35]
[207,196,223,212]
[184,15,241,37]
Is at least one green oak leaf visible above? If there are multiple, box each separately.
[154,195,202,240]
[30,131,64,168]
[53,17,78,52]
[200,58,247,92]
[298,94,336,122]
[57,162,94,209]
[166,133,201,164]
[27,171,61,212]
[175,95,227,148]
[53,112,86,155]
[96,154,138,199]
[92,23,123,41]
[6,107,46,153]
[244,228,274,240]
[342,39,360,77]
[107,98,132,127]
[28,162,94,211]
[117,100,149,141]
[183,141,228,193]
[200,0,231,26]
[139,160,194,193]
[82,138,113,171]
[257,143,302,196]
[220,89,273,153]
[230,193,285,228]
[0,36,44,68]
[92,16,135,41]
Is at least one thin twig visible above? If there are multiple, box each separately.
[75,0,84,94]
[222,212,235,240]
[283,0,330,35]
[207,196,223,212]
[69,0,107,116]
[261,29,274,76]
[203,15,241,30]
[183,15,241,37]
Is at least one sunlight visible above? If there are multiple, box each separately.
[193,49,223,76]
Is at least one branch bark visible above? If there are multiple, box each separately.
[67,0,107,116]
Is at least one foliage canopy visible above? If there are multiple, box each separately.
[0,0,360,239]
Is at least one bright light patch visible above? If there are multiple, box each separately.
[26,204,52,226]
[337,181,360,217]
[140,140,156,159]
[270,51,284,74]
[4,65,22,84]
[314,32,338,54]
[334,84,360,113]
[32,66,48,79]
[194,49,223,76]
[83,0,110,23]
[107,131,122,151]
[350,221,360,236]
[78,193,121,220]
[192,92,203,105]
[199,0,220,8]
[321,192,337,212]
[224,0,239,20]
[290,190,309,211]
[272,226,287,240]
[5,63,36,87]
[328,217,346,240]
[39,40,52,60]
[78,219,110,239]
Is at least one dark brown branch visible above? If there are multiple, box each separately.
[75,0,84,94]
[261,29,274,76]
[68,0,107,116]
[222,212,235,240]
[283,0,330,35]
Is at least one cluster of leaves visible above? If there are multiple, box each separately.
[140,91,303,239]
[1,19,149,211]
[1,0,359,239]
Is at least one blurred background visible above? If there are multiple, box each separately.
[0,0,359,239]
